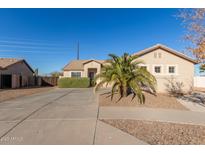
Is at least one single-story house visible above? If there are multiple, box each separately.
[0,58,35,89]
[63,59,105,80]
[62,44,198,93]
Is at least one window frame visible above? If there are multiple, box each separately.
[152,64,163,75]
[166,65,178,75]
[155,66,161,73]
[139,64,149,71]
[71,71,82,78]
[154,52,157,58]
[158,52,162,58]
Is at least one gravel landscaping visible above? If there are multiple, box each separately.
[99,92,188,110]
[0,87,54,102]
[101,119,205,145]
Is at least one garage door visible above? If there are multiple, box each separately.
[1,74,12,89]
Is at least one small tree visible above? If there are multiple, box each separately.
[94,53,157,104]
[178,9,205,71]
[50,71,62,77]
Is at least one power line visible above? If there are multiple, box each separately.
[0,40,64,47]
[0,44,71,50]
[0,37,59,43]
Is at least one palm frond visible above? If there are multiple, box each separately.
[94,52,157,103]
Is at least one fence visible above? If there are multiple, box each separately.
[36,76,59,87]
[194,76,205,88]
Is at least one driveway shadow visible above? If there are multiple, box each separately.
[179,92,205,107]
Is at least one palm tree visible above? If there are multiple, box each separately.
[94,53,157,104]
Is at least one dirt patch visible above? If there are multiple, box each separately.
[101,119,205,145]
[0,87,54,102]
[99,92,188,110]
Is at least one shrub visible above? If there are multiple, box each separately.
[58,77,90,88]
[165,77,184,97]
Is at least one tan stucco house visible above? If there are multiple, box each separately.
[62,44,198,93]
[0,58,35,89]
[63,59,105,80]
[133,44,198,92]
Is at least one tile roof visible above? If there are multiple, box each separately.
[0,58,23,69]
[63,44,198,72]
[0,58,34,73]
[133,44,198,64]
[63,59,105,71]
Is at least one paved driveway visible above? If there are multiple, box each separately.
[0,88,98,144]
[3,88,203,145]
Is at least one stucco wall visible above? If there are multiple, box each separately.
[0,61,34,88]
[136,48,195,93]
[83,61,101,77]
[0,61,33,76]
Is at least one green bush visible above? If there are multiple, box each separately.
[58,77,90,88]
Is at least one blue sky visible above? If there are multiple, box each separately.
[0,9,202,75]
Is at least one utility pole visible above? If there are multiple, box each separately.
[77,41,80,60]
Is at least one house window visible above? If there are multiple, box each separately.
[154,66,161,73]
[168,66,176,74]
[154,52,162,58]
[71,72,81,78]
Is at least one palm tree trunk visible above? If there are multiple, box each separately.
[120,85,128,97]
[122,86,128,97]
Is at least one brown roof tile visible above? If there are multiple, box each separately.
[0,58,34,73]
[133,44,198,64]
[0,58,22,69]
[63,59,105,71]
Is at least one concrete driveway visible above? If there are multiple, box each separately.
[0,88,98,144]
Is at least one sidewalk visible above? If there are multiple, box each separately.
[94,121,148,145]
[99,107,205,126]
[177,98,205,112]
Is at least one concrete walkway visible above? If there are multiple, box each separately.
[94,121,147,145]
[99,107,205,126]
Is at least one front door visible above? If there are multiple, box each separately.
[88,71,95,80]
[88,70,96,87]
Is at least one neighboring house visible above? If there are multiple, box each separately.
[63,60,105,80]
[0,58,35,89]
[62,44,198,93]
